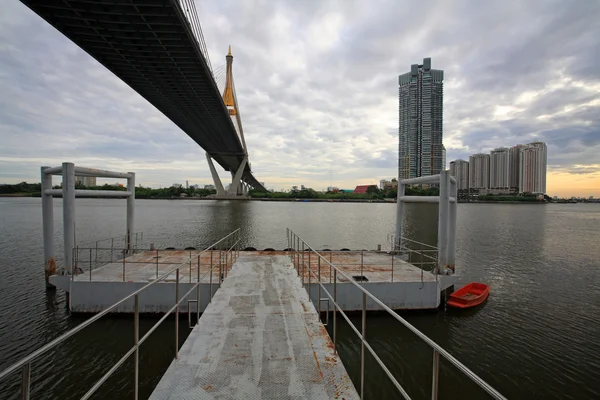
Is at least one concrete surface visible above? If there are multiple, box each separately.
[150,254,358,400]
[50,251,455,312]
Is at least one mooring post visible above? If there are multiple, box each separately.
[41,166,55,288]
[62,162,76,275]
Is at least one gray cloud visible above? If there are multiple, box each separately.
[1,0,599,193]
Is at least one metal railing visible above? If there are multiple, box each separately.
[388,233,440,277]
[287,228,505,400]
[0,229,241,400]
[72,244,234,283]
[297,250,422,284]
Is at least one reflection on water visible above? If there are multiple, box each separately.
[0,198,599,399]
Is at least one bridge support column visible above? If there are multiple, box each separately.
[227,157,248,196]
[206,153,226,196]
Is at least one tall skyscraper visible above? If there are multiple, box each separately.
[398,57,444,179]
[489,147,510,190]
[509,145,525,191]
[75,175,96,187]
[449,159,469,190]
[520,142,547,193]
[469,153,490,189]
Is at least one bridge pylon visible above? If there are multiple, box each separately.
[205,46,254,197]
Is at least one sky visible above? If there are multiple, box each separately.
[1,1,599,197]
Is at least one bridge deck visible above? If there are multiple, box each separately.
[150,254,358,399]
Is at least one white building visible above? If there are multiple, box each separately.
[520,142,547,194]
[75,175,96,187]
[509,145,525,191]
[490,148,510,191]
[449,159,469,190]
[469,153,490,189]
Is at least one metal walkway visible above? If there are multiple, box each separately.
[150,254,358,399]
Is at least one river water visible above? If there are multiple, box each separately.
[0,198,599,399]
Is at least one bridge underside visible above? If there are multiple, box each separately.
[21,0,265,191]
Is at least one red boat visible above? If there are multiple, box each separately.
[447,282,490,308]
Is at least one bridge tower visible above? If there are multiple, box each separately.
[206,46,249,197]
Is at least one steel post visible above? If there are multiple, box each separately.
[361,250,364,277]
[329,252,333,284]
[301,243,305,286]
[395,183,406,251]
[126,172,135,253]
[21,363,30,400]
[62,162,76,274]
[122,253,126,282]
[197,255,201,322]
[317,257,321,315]
[361,292,366,399]
[111,238,114,263]
[391,253,394,283]
[189,251,192,283]
[210,255,213,302]
[448,180,457,272]
[41,167,54,288]
[437,171,450,273]
[156,249,159,279]
[333,269,337,353]
[89,248,92,281]
[134,294,139,400]
[432,349,440,400]
[175,268,179,359]
[308,251,311,301]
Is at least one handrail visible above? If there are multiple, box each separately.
[0,228,241,399]
[287,228,505,400]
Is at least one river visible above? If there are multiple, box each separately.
[0,198,599,399]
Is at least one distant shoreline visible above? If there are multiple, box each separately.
[2,194,593,204]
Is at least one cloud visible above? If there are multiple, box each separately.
[0,0,599,196]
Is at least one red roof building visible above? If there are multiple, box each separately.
[353,185,371,194]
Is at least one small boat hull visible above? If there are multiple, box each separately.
[447,282,490,309]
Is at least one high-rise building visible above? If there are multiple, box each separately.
[449,159,469,190]
[469,153,490,189]
[509,145,525,191]
[75,175,96,187]
[489,147,510,191]
[398,57,444,179]
[520,142,547,193]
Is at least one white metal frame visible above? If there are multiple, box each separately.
[41,163,135,281]
[395,171,457,273]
